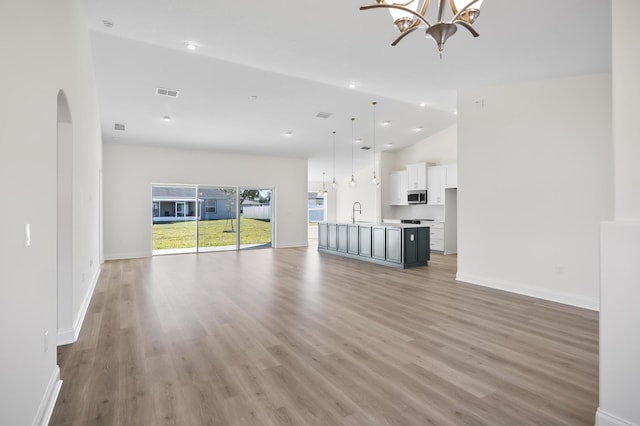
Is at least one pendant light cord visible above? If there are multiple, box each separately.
[372,102,377,180]
[332,131,336,186]
[351,118,355,184]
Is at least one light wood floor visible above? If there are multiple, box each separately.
[51,247,598,425]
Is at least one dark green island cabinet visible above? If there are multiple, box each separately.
[317,222,430,268]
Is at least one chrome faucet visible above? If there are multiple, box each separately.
[352,201,362,224]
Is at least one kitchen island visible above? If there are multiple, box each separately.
[317,222,430,268]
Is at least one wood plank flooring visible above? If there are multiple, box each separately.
[51,247,599,425]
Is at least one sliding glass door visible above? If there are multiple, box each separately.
[197,186,238,252]
[239,187,272,250]
[152,184,273,255]
[152,185,198,255]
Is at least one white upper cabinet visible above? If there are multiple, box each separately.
[388,170,408,205]
[427,166,443,204]
[406,162,427,190]
[444,164,458,188]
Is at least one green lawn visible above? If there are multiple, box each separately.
[153,217,271,250]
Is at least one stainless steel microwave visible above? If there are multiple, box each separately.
[407,190,427,204]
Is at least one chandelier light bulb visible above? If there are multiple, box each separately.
[388,1,419,32]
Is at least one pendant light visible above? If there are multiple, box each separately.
[331,131,337,188]
[371,101,380,187]
[349,118,357,187]
[317,172,328,197]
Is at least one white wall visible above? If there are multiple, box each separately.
[334,164,381,223]
[103,144,308,259]
[0,0,102,424]
[392,124,457,169]
[456,74,613,310]
[597,1,640,424]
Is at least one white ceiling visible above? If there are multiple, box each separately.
[83,0,611,183]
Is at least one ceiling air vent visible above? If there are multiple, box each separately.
[114,123,126,131]
[315,111,332,119]
[360,146,371,150]
[156,87,180,98]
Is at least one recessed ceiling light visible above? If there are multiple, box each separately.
[415,126,423,131]
[249,95,258,100]
[285,131,293,137]
[163,116,172,122]
[453,111,458,115]
[386,143,393,147]
[185,43,197,51]
[382,121,391,126]
[419,102,427,108]
[355,139,362,144]
[102,20,114,28]
[348,82,356,89]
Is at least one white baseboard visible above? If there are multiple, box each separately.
[275,242,309,248]
[455,272,599,311]
[56,327,74,346]
[32,366,62,426]
[57,266,101,346]
[596,408,638,426]
[104,251,151,260]
[72,266,101,342]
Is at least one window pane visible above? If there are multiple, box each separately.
[239,188,272,249]
[152,185,197,254]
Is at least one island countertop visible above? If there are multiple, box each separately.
[320,221,433,228]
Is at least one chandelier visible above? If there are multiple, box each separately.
[360,0,483,56]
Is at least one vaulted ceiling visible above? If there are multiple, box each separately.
[84,0,611,181]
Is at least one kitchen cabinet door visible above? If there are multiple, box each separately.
[337,224,348,253]
[372,227,386,260]
[406,163,427,190]
[386,228,402,263]
[359,226,372,257]
[427,166,444,204]
[328,224,337,250]
[348,224,359,255]
[388,170,408,205]
[318,223,328,249]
